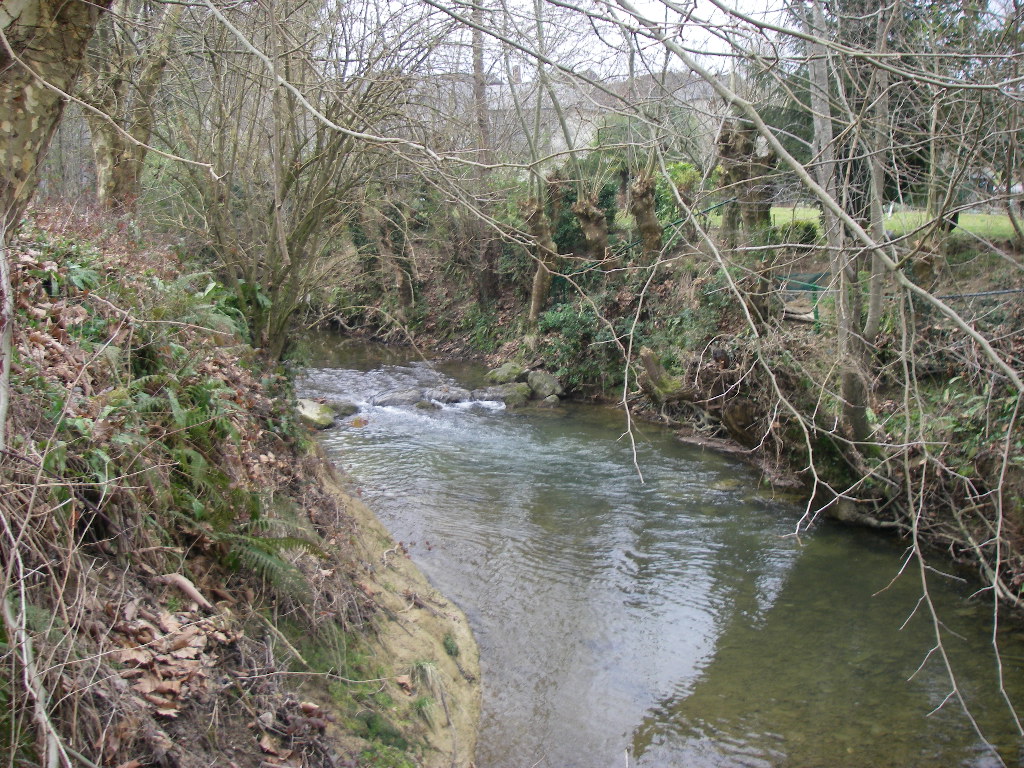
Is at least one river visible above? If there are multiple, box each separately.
[300,335,1024,768]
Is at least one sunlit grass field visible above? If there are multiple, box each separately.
[771,205,1018,241]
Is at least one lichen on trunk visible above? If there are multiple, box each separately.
[637,346,696,405]
[717,119,777,246]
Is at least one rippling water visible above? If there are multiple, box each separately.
[300,335,1024,768]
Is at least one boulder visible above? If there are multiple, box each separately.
[424,385,472,404]
[537,394,561,408]
[297,398,335,429]
[485,361,528,385]
[471,382,532,408]
[327,400,359,418]
[527,370,564,399]
[373,388,424,407]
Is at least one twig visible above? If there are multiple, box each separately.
[252,612,314,671]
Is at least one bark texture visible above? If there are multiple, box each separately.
[717,119,777,244]
[628,173,662,260]
[571,195,609,262]
[524,198,558,329]
[1,0,112,229]
[1,0,111,452]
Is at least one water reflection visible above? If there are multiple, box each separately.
[300,335,1024,768]
[633,528,1022,767]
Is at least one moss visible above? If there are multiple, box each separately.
[359,743,416,768]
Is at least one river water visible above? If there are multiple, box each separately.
[300,335,1024,768]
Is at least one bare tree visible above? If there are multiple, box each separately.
[165,0,444,357]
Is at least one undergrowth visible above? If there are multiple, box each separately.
[0,209,428,768]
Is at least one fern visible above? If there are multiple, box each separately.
[222,534,310,597]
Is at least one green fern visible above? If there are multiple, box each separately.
[222,535,310,597]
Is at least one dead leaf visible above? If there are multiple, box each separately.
[157,611,182,634]
[93,419,115,443]
[258,734,279,755]
[154,679,183,696]
[63,305,89,326]
[394,675,414,694]
[27,330,51,347]
[122,600,139,622]
[114,648,152,666]
[166,627,199,651]
[132,677,160,695]
[142,692,176,708]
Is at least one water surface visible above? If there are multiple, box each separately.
[300,335,1024,768]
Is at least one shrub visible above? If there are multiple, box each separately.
[538,302,625,396]
[767,219,819,247]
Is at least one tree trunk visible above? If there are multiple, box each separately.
[717,119,776,247]
[0,0,111,453]
[637,346,696,405]
[471,2,499,304]
[81,0,181,210]
[629,173,662,261]
[572,195,609,262]
[525,198,558,329]
[862,13,891,342]
[807,0,870,443]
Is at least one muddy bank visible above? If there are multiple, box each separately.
[311,459,482,767]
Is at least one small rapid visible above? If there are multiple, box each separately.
[300,334,1024,768]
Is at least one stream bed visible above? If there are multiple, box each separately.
[300,335,1024,768]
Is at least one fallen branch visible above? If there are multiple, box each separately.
[154,573,214,611]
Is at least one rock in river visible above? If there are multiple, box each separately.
[527,370,565,399]
[327,400,359,417]
[424,385,472,404]
[297,398,336,429]
[373,388,424,407]
[471,382,532,408]
[485,361,528,385]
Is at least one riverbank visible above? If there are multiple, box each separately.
[0,211,480,768]
[310,458,481,767]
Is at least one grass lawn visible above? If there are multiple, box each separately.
[772,205,1019,241]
